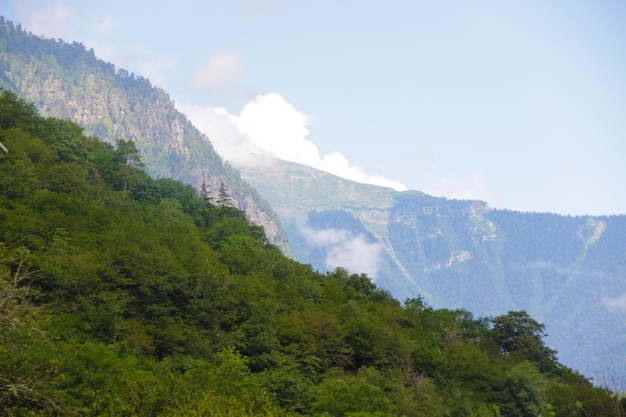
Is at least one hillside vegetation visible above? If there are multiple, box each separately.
[0,91,622,416]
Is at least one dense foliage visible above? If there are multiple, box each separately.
[0,91,622,415]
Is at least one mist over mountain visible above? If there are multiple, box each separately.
[1,18,625,389]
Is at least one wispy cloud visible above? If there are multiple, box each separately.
[177,93,407,191]
[602,293,626,313]
[89,42,174,88]
[425,169,495,204]
[526,259,604,278]
[21,1,77,41]
[95,15,117,35]
[302,225,384,280]
[188,50,252,99]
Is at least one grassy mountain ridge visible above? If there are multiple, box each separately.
[238,160,626,388]
[0,89,622,416]
[0,18,288,250]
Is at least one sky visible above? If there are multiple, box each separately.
[3,0,626,216]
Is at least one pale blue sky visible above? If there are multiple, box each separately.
[3,0,625,215]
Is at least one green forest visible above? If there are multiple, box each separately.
[0,90,622,416]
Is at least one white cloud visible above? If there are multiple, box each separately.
[189,50,246,96]
[602,293,626,313]
[302,226,384,280]
[175,102,276,168]
[237,93,318,164]
[177,93,407,191]
[318,151,407,191]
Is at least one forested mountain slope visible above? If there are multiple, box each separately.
[240,160,626,388]
[1,17,624,388]
[0,90,622,416]
[0,18,287,249]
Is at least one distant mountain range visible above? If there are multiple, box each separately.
[1,18,624,388]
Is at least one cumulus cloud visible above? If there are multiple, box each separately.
[177,93,407,191]
[237,93,316,163]
[176,102,276,168]
[302,226,384,280]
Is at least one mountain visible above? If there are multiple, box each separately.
[0,18,288,250]
[239,159,626,387]
[0,90,621,415]
[1,18,624,388]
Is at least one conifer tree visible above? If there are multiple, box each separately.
[200,180,213,205]
[216,180,232,207]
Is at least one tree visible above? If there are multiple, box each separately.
[0,245,61,412]
[312,378,393,417]
[501,361,544,417]
[116,139,144,168]
[200,180,213,205]
[491,311,558,374]
[216,180,233,207]
[114,139,146,191]
[0,89,38,130]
